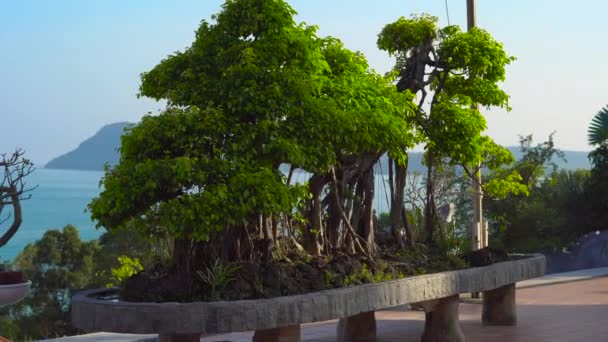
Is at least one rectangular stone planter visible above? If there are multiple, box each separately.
[72,254,545,341]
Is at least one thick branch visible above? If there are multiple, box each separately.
[0,187,22,248]
[330,168,371,259]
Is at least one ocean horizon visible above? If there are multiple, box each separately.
[1,168,104,262]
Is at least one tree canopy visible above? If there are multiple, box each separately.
[90,0,416,263]
[378,15,525,240]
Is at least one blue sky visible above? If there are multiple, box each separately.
[1,0,606,164]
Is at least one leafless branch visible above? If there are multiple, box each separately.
[0,149,36,248]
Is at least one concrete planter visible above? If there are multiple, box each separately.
[72,254,545,341]
[0,280,31,306]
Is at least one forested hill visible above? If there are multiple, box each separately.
[46,121,591,172]
[379,147,592,174]
[45,122,133,171]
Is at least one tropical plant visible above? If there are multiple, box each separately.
[196,260,240,300]
[588,105,608,146]
[107,256,144,288]
[587,105,608,231]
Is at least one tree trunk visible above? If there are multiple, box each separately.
[303,174,325,256]
[425,151,436,243]
[358,169,375,253]
[389,160,409,247]
[173,238,193,275]
[0,186,22,248]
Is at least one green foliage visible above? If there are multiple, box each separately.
[323,269,338,287]
[93,221,166,284]
[0,225,157,340]
[91,0,416,252]
[377,14,438,68]
[378,15,520,186]
[1,225,100,339]
[589,142,608,230]
[394,243,468,274]
[588,105,608,146]
[0,316,20,341]
[587,105,608,230]
[343,264,373,286]
[377,212,392,232]
[486,136,595,252]
[378,14,524,240]
[196,260,240,300]
[107,256,144,288]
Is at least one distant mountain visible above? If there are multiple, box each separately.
[45,122,133,171]
[377,148,591,174]
[46,121,592,172]
[506,147,590,171]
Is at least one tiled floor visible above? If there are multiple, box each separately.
[202,277,608,342]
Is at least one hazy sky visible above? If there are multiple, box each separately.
[1,0,606,164]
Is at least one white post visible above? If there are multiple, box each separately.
[467,0,487,250]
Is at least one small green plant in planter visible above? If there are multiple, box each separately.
[106,256,145,288]
[197,260,240,301]
[0,150,35,301]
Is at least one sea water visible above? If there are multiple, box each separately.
[1,168,104,262]
[1,168,396,262]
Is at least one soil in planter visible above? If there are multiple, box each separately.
[464,247,510,267]
[120,244,471,303]
[0,271,24,285]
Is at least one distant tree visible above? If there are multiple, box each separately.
[0,224,160,340]
[1,225,100,339]
[0,149,35,248]
[484,136,595,252]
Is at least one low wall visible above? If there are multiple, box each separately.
[72,254,545,335]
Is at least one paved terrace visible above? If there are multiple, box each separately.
[50,268,608,342]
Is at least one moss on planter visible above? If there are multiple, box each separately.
[120,244,474,303]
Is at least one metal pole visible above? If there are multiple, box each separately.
[467,0,484,300]
[466,0,484,251]
[467,0,476,30]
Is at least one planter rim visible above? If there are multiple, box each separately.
[77,254,543,306]
[0,280,31,289]
[72,254,545,334]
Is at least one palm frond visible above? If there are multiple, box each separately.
[588,105,608,146]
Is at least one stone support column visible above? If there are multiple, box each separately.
[420,295,465,342]
[253,324,301,342]
[337,310,376,342]
[157,333,202,342]
[482,283,516,325]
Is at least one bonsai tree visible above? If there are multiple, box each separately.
[90,0,415,274]
[90,1,524,303]
[377,15,526,243]
[0,149,35,283]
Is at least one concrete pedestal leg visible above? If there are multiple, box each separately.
[482,283,516,326]
[253,324,301,342]
[337,310,376,342]
[157,334,202,342]
[421,295,465,342]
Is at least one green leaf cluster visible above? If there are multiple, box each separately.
[378,15,521,195]
[91,0,417,242]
